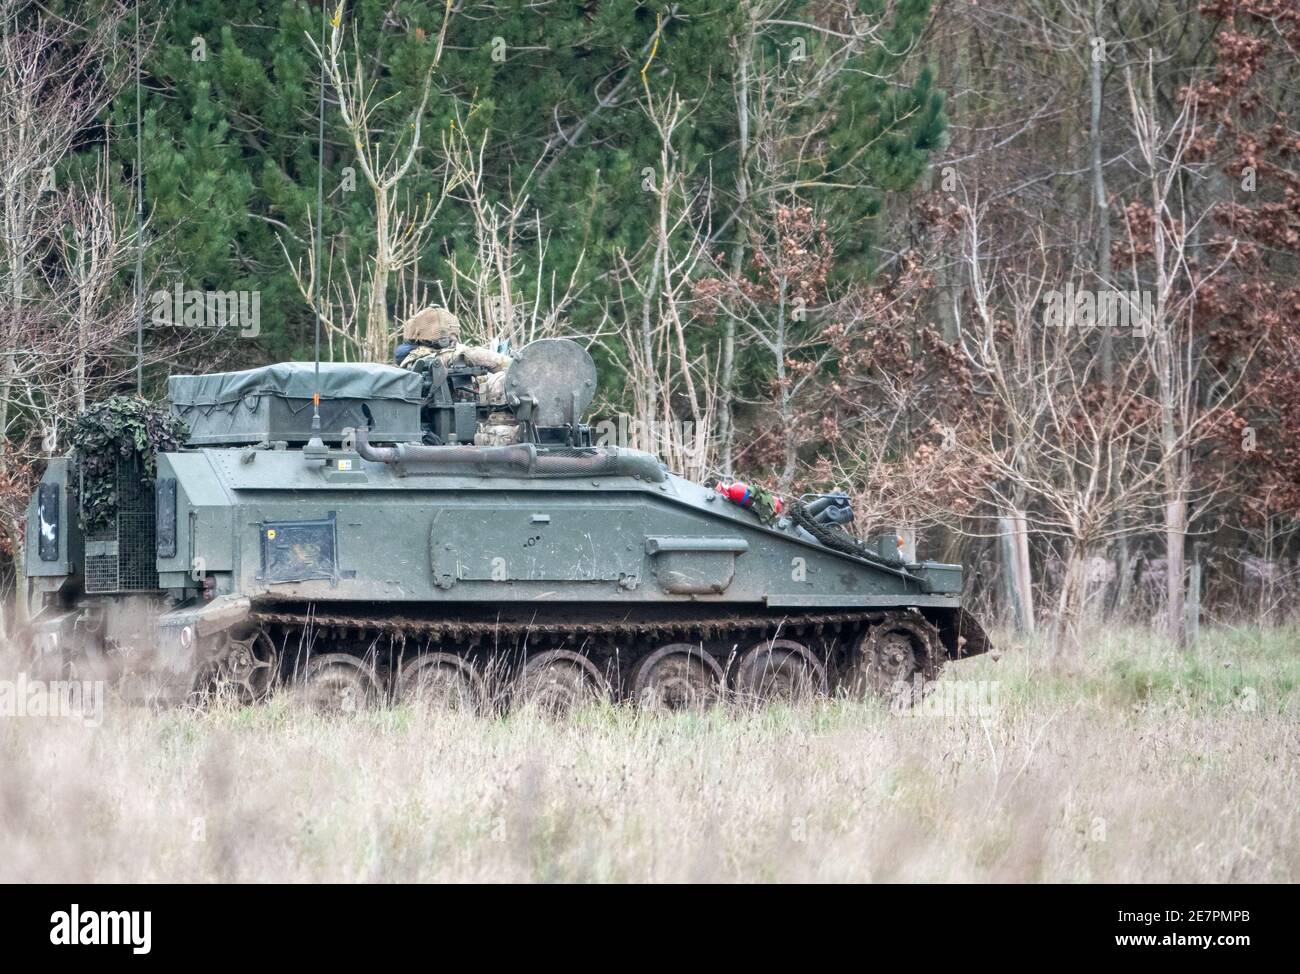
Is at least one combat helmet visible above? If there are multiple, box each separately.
[402,306,460,345]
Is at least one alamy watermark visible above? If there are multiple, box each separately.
[0,674,103,727]
[50,905,150,954]
[892,677,1000,718]
[151,283,261,337]
[1042,284,1152,335]
[594,414,709,463]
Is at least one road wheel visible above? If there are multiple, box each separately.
[632,643,724,710]
[197,630,279,705]
[513,649,609,717]
[396,652,484,713]
[841,617,944,707]
[297,653,381,714]
[734,638,827,704]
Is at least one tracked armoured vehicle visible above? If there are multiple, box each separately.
[24,339,990,712]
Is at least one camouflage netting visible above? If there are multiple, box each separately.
[70,396,189,531]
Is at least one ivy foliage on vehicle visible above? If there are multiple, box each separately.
[70,396,188,530]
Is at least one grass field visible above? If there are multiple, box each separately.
[1,625,1296,882]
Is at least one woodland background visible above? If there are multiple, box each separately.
[1,0,1297,642]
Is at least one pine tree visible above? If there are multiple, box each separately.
[91,1,943,374]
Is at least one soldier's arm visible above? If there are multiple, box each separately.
[460,346,513,372]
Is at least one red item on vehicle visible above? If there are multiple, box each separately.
[717,481,783,515]
[719,482,753,506]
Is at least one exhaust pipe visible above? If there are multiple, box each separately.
[348,427,666,482]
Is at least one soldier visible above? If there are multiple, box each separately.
[396,306,512,405]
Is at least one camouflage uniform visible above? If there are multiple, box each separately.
[397,307,512,405]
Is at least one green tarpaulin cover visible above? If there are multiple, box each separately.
[168,362,424,406]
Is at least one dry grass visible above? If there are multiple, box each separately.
[1,625,1296,883]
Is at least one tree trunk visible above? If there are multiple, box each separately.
[1165,493,1187,645]
[999,517,1019,629]
[367,186,392,363]
[775,281,795,491]
[720,12,755,478]
[12,520,28,630]
[1055,541,1091,646]
[777,369,796,490]
[999,512,1035,633]
[1014,513,1035,633]
[1090,0,1130,619]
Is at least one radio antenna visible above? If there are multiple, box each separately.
[305,0,327,458]
[133,2,143,396]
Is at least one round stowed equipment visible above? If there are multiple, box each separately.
[504,338,598,426]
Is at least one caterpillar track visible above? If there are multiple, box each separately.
[198,604,965,714]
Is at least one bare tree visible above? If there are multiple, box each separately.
[0,1,137,633]
[48,151,146,420]
[603,85,719,481]
[1121,59,1246,644]
[714,0,893,475]
[695,198,845,492]
[438,117,589,352]
[287,2,453,363]
[0,0,128,447]
[954,201,1167,643]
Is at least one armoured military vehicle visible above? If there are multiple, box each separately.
[24,338,989,712]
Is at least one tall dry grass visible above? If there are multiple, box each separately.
[0,625,1296,882]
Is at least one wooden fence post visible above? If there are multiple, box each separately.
[1000,514,1036,633]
